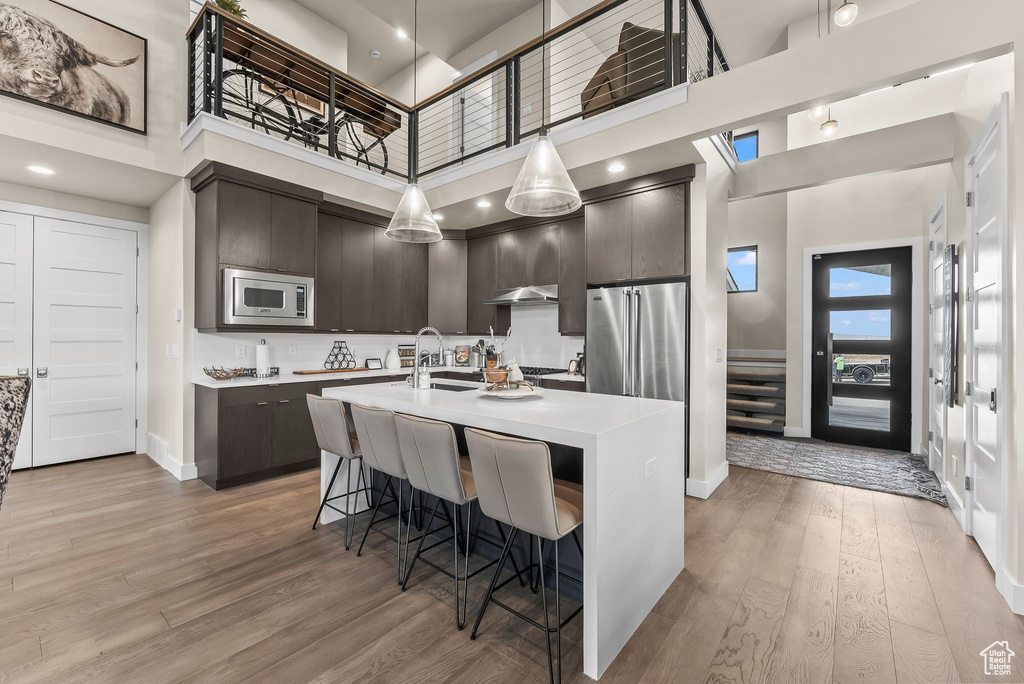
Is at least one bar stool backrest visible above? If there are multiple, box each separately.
[351,403,407,479]
[306,395,356,459]
[395,413,472,505]
[465,427,563,541]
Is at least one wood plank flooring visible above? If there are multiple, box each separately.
[0,455,1020,683]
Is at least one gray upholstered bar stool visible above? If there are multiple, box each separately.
[465,428,583,684]
[306,395,371,549]
[350,403,417,583]
[394,413,523,629]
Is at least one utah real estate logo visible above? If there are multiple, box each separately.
[980,641,1015,676]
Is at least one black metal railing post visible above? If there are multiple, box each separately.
[680,0,688,85]
[663,0,674,88]
[505,61,514,147]
[202,11,213,114]
[328,73,337,158]
[213,13,224,118]
[707,31,714,79]
[512,55,521,145]
[187,25,197,122]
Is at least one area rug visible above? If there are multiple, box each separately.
[726,432,947,506]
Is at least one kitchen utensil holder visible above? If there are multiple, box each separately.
[324,341,357,371]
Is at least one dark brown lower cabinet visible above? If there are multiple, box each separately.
[542,378,586,392]
[196,381,320,490]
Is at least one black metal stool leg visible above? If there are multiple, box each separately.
[572,528,583,559]
[471,527,517,640]
[401,497,442,592]
[454,503,471,629]
[399,483,417,585]
[357,474,391,557]
[494,520,527,588]
[555,537,562,684]
[538,536,554,684]
[312,454,345,530]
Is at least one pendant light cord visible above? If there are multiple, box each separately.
[541,0,547,134]
[412,0,418,182]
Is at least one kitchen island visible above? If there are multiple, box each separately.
[321,379,685,680]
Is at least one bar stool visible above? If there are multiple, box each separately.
[465,428,584,684]
[306,395,371,549]
[350,403,418,584]
[394,413,524,629]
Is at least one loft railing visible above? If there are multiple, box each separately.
[187,0,727,181]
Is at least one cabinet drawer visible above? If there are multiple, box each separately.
[543,378,585,392]
[219,382,317,407]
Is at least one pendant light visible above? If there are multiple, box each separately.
[505,0,581,217]
[833,0,858,27]
[386,0,441,243]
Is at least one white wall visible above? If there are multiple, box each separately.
[0,181,148,224]
[688,141,731,497]
[376,52,458,106]
[241,0,348,72]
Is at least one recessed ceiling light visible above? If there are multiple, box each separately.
[370,49,381,59]
[396,28,407,39]
[432,213,443,221]
[606,162,626,173]
[476,199,491,208]
[26,165,55,175]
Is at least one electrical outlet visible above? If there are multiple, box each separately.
[716,348,724,363]
[522,103,532,115]
[172,344,179,359]
[288,345,297,357]
[645,457,657,479]
[235,345,246,358]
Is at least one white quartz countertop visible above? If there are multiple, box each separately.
[323,379,681,445]
[192,365,476,389]
[542,372,585,383]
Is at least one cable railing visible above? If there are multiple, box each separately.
[187,0,727,181]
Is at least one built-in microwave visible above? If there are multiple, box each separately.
[222,268,314,327]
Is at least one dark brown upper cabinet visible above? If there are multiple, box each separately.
[373,227,402,333]
[558,218,586,336]
[315,212,344,332]
[429,239,468,334]
[399,241,429,333]
[270,194,317,275]
[217,181,272,271]
[467,234,511,335]
[496,223,559,288]
[496,230,527,290]
[631,185,686,280]
[340,219,375,332]
[585,185,687,284]
[585,195,633,284]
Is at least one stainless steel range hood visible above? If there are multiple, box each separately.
[484,284,558,306]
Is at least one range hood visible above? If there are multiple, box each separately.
[484,284,558,306]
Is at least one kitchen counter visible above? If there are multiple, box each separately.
[542,371,585,383]
[321,379,685,679]
[191,365,477,389]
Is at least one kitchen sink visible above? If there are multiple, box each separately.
[429,383,478,392]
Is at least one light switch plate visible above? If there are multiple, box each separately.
[715,348,724,363]
[235,345,246,358]
[288,345,297,357]
[645,458,657,479]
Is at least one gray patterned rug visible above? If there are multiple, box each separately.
[726,432,947,506]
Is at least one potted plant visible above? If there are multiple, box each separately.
[215,0,247,19]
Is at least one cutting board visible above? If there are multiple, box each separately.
[292,367,371,375]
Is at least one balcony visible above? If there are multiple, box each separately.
[186,0,729,182]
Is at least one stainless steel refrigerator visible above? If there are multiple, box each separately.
[585,282,687,401]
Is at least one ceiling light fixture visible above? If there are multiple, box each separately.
[505,0,581,217]
[432,213,443,221]
[26,165,55,175]
[818,109,841,140]
[807,104,830,123]
[396,28,407,39]
[385,0,441,244]
[833,1,858,27]
[476,199,491,208]
[606,162,626,173]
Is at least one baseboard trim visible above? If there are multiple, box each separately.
[686,461,729,499]
[145,433,198,481]
[997,568,1024,615]
[940,479,966,531]
[783,426,810,438]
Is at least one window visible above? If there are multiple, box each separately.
[733,131,759,162]
[727,246,757,292]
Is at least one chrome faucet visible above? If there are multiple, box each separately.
[412,326,444,388]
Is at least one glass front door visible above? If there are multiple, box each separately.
[811,247,913,451]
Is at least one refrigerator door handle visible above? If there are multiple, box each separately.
[622,289,631,395]
[633,290,641,397]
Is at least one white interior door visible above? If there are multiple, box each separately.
[927,198,946,476]
[964,96,1006,572]
[32,218,138,466]
[0,211,33,469]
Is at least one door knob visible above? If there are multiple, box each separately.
[36,367,48,378]
[933,378,943,385]
[17,368,29,378]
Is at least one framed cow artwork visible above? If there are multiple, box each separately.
[0,1,147,134]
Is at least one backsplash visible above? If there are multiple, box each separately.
[191,306,583,378]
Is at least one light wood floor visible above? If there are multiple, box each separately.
[0,455,1020,683]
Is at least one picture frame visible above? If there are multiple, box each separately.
[0,1,148,134]
[366,358,383,370]
[567,359,578,375]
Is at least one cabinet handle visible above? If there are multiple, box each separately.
[268,384,278,387]
[278,399,289,403]
[331,329,340,332]
[346,329,355,332]
[257,401,268,406]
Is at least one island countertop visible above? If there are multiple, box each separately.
[321,379,680,448]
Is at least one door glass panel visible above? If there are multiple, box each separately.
[830,264,891,297]
[830,310,891,340]
[832,353,891,386]
[829,396,890,432]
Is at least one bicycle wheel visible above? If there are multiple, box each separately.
[220,68,296,142]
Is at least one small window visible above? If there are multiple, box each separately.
[727,246,757,292]
[733,131,758,162]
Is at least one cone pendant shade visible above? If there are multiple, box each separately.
[385,183,442,243]
[505,135,582,217]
